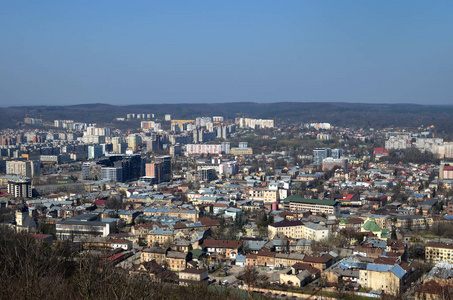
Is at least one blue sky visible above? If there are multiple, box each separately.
[1,1,452,106]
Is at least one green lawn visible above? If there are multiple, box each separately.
[421,232,441,239]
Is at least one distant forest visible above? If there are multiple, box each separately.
[2,102,453,133]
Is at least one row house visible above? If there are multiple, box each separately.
[302,254,335,271]
[395,215,432,229]
[274,253,306,268]
[143,208,198,222]
[268,220,331,242]
[282,195,340,216]
[247,251,334,270]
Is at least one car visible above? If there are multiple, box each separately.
[222,280,229,285]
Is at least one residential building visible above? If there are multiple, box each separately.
[426,242,453,264]
[178,268,209,286]
[358,263,407,295]
[166,251,191,271]
[141,247,167,264]
[283,195,340,216]
[268,220,304,240]
[8,178,32,198]
[202,240,243,259]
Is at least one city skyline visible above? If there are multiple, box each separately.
[1,1,452,106]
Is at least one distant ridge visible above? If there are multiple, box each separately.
[1,102,453,131]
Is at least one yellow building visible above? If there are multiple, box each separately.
[358,264,407,295]
[147,228,174,247]
[166,251,189,271]
[263,189,279,203]
[268,220,304,240]
[426,242,453,263]
[230,147,253,156]
[141,247,167,264]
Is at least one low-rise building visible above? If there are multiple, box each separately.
[358,263,407,295]
[178,268,209,286]
[282,195,340,216]
[202,239,243,259]
[268,220,304,240]
[426,242,453,264]
[141,247,167,264]
[166,251,191,271]
[56,214,115,240]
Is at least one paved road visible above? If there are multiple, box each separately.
[209,265,244,287]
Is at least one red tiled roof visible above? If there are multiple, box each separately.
[198,217,220,226]
[110,238,131,244]
[203,239,243,249]
[303,254,333,264]
[342,194,355,201]
[292,262,320,275]
[348,218,364,224]
[257,250,276,257]
[374,257,399,265]
[426,242,453,250]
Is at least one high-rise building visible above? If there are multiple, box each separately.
[126,134,142,152]
[6,161,38,178]
[313,148,332,165]
[221,142,231,155]
[145,156,172,183]
[8,178,32,198]
[331,149,344,159]
[155,156,172,182]
[101,167,123,182]
[88,145,104,160]
[198,168,217,182]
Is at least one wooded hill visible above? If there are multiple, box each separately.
[1,102,453,132]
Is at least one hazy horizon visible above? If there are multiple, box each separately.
[3,100,453,110]
[1,1,452,106]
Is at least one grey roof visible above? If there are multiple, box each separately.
[236,254,246,263]
[425,261,453,281]
[166,251,187,259]
[143,247,167,254]
[368,239,387,249]
[244,240,266,251]
[391,265,407,279]
[296,239,311,246]
[366,263,393,272]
